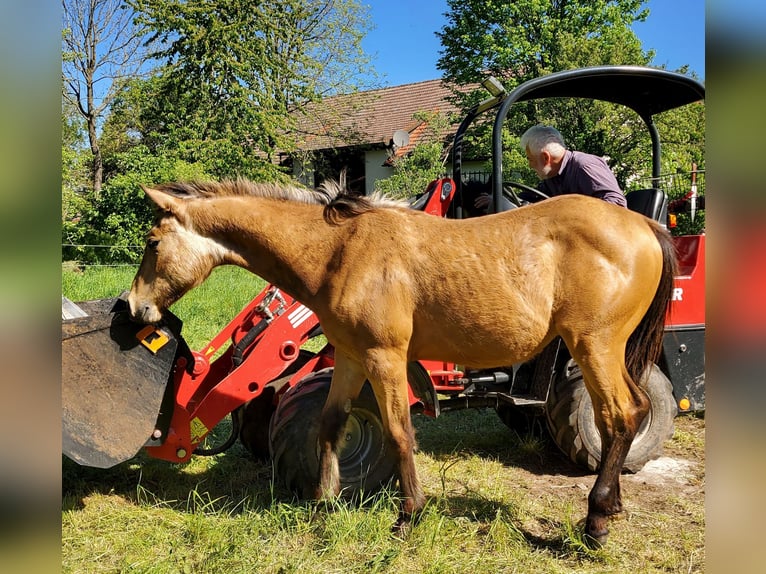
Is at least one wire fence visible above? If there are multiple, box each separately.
[62,244,144,268]
[460,169,705,202]
[626,170,705,201]
[64,169,705,267]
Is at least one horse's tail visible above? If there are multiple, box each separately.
[625,221,678,384]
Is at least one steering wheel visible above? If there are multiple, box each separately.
[502,181,550,204]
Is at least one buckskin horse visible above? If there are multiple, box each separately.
[127,178,677,545]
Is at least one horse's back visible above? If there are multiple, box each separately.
[502,196,667,352]
[323,196,664,366]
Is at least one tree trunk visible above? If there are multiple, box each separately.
[87,117,102,197]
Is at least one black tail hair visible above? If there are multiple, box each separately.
[625,221,678,383]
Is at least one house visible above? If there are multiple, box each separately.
[283,79,486,195]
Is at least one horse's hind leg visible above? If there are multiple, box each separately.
[364,348,425,531]
[576,345,651,545]
[315,352,367,500]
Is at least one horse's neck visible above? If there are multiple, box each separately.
[200,197,336,303]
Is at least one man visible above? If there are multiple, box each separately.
[520,125,627,207]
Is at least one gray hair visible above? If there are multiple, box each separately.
[520,125,566,155]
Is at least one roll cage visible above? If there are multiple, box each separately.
[450,65,705,214]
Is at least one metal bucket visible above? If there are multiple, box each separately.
[62,295,183,468]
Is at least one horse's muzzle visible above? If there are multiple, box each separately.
[127,294,163,324]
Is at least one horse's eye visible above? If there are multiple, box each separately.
[147,239,160,250]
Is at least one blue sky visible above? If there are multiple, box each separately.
[362,0,705,86]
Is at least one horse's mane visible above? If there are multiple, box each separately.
[152,177,407,222]
[153,178,335,206]
[321,182,408,225]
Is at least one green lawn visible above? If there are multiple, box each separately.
[62,265,705,573]
[63,264,267,350]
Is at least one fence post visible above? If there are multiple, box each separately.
[690,162,698,221]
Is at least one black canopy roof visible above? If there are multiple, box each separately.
[504,65,704,119]
[482,66,705,203]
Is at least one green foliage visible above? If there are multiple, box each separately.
[126,0,373,179]
[63,0,153,193]
[62,97,95,253]
[374,112,451,199]
[654,98,706,173]
[64,147,210,264]
[64,1,374,264]
[438,0,649,90]
[62,98,88,195]
[434,0,704,185]
[672,211,705,236]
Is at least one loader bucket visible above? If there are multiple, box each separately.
[62,295,183,468]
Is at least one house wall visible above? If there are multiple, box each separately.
[291,153,493,195]
[364,149,393,195]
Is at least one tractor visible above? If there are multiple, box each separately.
[63,66,705,495]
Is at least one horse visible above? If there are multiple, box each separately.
[127,177,677,546]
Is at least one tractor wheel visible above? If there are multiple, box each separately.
[269,370,397,499]
[239,350,314,460]
[545,361,677,473]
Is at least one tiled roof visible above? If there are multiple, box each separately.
[293,79,469,152]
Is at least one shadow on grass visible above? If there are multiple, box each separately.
[412,407,592,479]
[62,443,399,519]
[421,493,603,560]
[63,407,590,515]
[62,442,290,515]
[62,416,603,558]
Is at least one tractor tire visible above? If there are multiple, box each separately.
[239,350,315,460]
[269,370,397,499]
[545,361,677,473]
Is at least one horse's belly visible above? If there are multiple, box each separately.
[409,315,549,367]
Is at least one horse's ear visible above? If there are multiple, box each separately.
[141,185,181,215]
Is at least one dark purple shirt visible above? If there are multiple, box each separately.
[538,150,626,207]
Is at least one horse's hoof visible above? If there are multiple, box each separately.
[391,514,412,538]
[583,528,608,548]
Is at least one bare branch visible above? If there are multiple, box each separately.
[62,0,154,193]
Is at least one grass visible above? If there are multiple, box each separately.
[62,265,705,573]
[63,264,267,350]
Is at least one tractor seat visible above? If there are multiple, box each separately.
[626,188,668,223]
[408,190,430,211]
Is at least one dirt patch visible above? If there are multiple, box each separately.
[508,413,705,514]
[627,456,698,487]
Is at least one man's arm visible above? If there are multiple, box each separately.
[575,153,626,207]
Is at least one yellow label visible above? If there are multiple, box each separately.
[190,417,209,443]
[136,325,170,354]
[204,345,216,356]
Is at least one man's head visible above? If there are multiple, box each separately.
[520,125,567,179]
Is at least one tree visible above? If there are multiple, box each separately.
[62,0,154,195]
[436,0,661,182]
[375,112,452,199]
[437,0,649,90]
[62,97,93,255]
[127,0,373,180]
[62,97,88,194]
[63,146,210,264]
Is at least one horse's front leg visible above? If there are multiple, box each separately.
[364,349,425,532]
[315,352,366,500]
[583,364,650,546]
